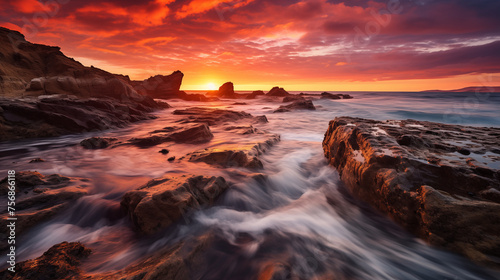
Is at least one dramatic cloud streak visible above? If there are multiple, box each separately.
[1,0,499,90]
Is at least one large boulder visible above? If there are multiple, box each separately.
[322,117,500,267]
[121,175,229,234]
[266,87,289,97]
[217,82,236,98]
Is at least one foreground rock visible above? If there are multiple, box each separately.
[322,117,500,267]
[0,242,91,279]
[274,100,316,113]
[266,87,289,97]
[121,175,229,234]
[173,107,267,126]
[0,172,89,251]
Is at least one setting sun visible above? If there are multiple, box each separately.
[205,83,217,91]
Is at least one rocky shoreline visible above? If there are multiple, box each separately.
[322,117,500,268]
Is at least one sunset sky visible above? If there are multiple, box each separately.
[1,0,500,91]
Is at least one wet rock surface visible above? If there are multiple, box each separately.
[80,137,118,149]
[121,175,229,234]
[274,100,316,112]
[322,116,500,267]
[173,107,267,126]
[0,96,161,141]
[127,123,214,148]
[188,134,280,169]
[0,242,91,280]
[0,172,89,251]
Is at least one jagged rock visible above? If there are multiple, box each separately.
[132,71,184,99]
[282,95,305,103]
[80,137,117,149]
[0,27,167,141]
[127,123,213,148]
[121,175,229,234]
[29,158,45,163]
[274,100,315,113]
[322,117,500,267]
[266,87,289,97]
[0,242,91,279]
[218,82,236,98]
[0,172,89,251]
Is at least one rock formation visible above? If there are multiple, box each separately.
[127,123,214,148]
[320,92,353,100]
[218,82,237,98]
[266,87,289,97]
[121,175,229,234]
[131,71,184,99]
[0,27,167,141]
[173,107,267,126]
[274,100,316,112]
[0,96,160,141]
[322,117,500,267]
[188,135,280,170]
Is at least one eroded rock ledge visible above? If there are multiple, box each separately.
[322,117,500,267]
[121,175,229,235]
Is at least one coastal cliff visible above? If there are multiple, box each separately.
[322,117,500,267]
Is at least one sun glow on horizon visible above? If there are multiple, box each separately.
[205,83,217,91]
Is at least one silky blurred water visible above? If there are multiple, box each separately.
[1,92,499,279]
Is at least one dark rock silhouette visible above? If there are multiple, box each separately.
[274,100,316,112]
[266,87,289,96]
[131,71,184,99]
